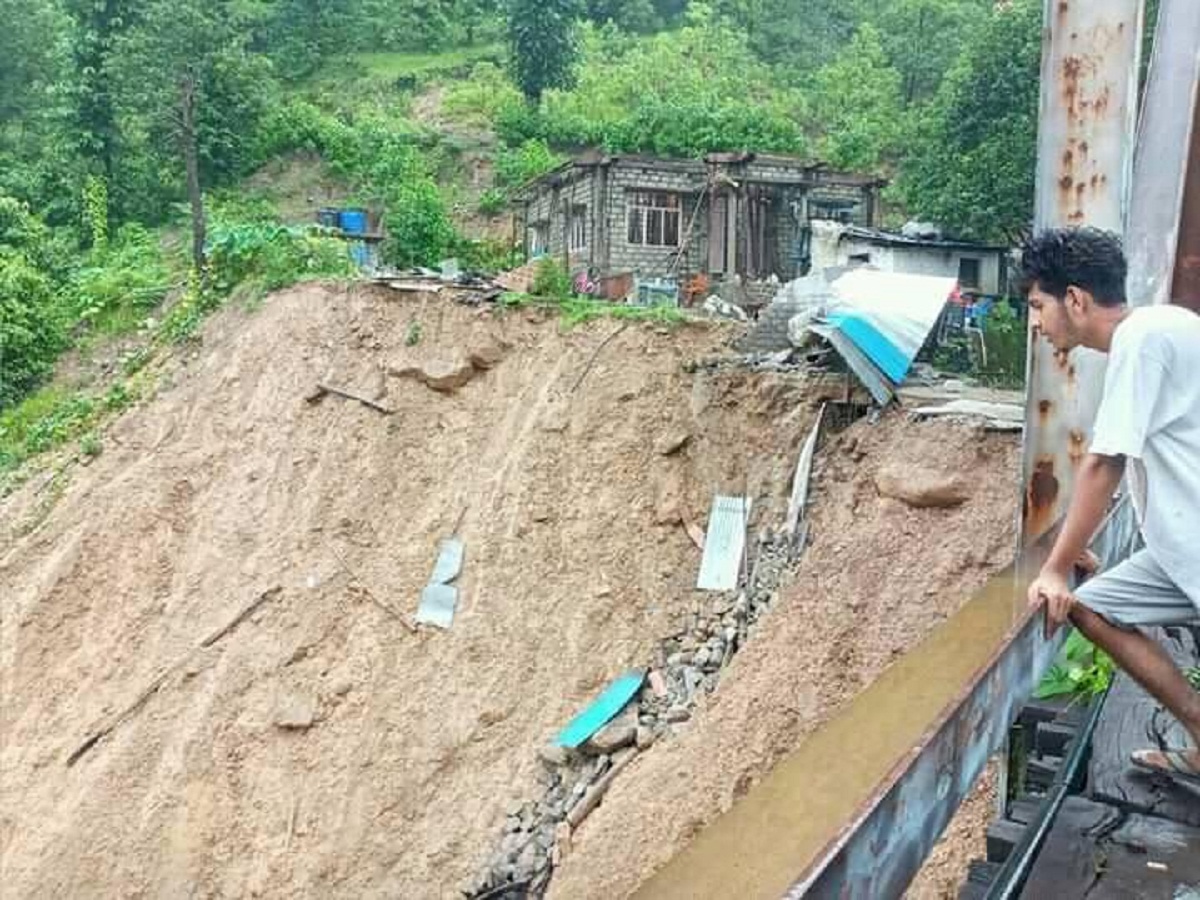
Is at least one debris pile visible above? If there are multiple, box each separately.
[467,532,798,899]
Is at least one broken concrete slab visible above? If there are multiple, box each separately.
[275,693,317,730]
[874,464,972,509]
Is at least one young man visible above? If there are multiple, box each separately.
[1022,227,1200,783]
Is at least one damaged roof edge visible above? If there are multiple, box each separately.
[807,323,895,407]
[838,224,1008,253]
[512,150,888,199]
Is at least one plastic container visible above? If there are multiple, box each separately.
[338,208,368,236]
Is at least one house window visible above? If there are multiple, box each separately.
[569,205,588,252]
[529,221,550,257]
[958,257,982,290]
[627,191,682,247]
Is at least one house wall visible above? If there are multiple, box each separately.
[604,162,706,278]
[520,159,882,287]
[521,169,597,271]
[811,231,1004,294]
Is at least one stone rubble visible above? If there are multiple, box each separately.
[464,531,801,899]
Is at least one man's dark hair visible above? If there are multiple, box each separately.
[1017,227,1127,306]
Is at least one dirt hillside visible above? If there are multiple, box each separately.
[546,414,1020,898]
[2,284,832,898]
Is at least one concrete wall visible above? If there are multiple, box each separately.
[810,226,1005,294]
[520,160,880,286]
[605,163,705,277]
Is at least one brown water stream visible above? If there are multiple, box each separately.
[634,564,1037,900]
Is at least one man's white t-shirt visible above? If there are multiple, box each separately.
[1090,304,1200,608]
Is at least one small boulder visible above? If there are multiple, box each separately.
[654,429,692,456]
[538,743,570,767]
[584,706,638,754]
[874,465,972,509]
[275,693,317,730]
[390,358,478,393]
[468,338,507,370]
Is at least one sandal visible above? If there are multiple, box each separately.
[1131,748,1200,786]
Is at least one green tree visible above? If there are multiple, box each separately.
[872,0,989,105]
[809,24,904,172]
[897,0,1041,241]
[108,0,273,270]
[713,0,867,71]
[508,0,584,102]
[65,0,136,218]
[259,0,367,79]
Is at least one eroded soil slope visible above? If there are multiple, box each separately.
[548,414,1019,899]
[1,284,827,898]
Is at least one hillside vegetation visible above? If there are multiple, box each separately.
[0,0,1075,471]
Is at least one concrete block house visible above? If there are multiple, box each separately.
[513,151,884,306]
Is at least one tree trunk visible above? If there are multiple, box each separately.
[179,74,206,277]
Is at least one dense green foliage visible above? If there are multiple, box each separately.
[508,0,584,102]
[897,0,1041,242]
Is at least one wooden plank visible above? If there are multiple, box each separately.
[1020,796,1200,900]
[1088,625,1200,827]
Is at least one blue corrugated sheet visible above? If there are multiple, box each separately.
[807,269,957,401]
[555,670,646,749]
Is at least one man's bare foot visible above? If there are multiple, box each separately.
[1131,748,1200,784]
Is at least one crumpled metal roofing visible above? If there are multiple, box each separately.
[808,268,958,404]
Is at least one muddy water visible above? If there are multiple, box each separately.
[634,563,1038,900]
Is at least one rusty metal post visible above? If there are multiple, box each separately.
[1171,85,1200,311]
[1127,0,1200,309]
[1021,0,1144,543]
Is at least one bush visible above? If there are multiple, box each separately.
[382,179,458,268]
[0,254,66,409]
[492,21,809,158]
[495,139,564,190]
[530,256,572,299]
[444,62,525,126]
[981,300,1027,387]
[206,222,356,294]
[69,224,173,327]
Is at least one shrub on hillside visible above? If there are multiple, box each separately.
[0,255,66,409]
[207,222,356,294]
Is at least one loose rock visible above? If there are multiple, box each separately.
[875,464,972,508]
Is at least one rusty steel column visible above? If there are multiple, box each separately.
[1127,0,1200,309]
[1021,0,1144,542]
[1172,85,1200,311]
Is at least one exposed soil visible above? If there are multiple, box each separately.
[546,415,1020,898]
[0,283,1018,899]
[2,284,816,898]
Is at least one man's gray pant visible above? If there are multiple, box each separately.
[1077,549,1200,628]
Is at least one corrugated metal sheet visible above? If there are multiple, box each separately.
[428,537,464,585]
[809,324,894,407]
[696,495,752,592]
[554,670,646,749]
[785,405,826,538]
[415,537,466,629]
[416,583,458,629]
